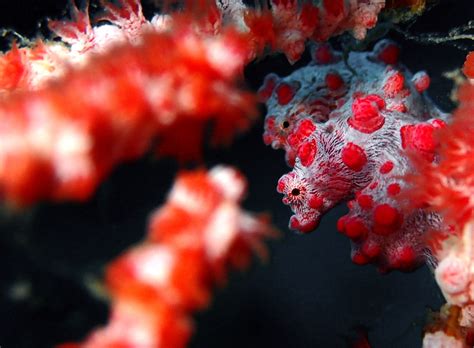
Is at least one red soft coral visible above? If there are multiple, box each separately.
[406,82,474,229]
[0,16,257,206]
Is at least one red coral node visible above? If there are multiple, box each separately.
[379,161,394,174]
[365,94,386,109]
[388,102,408,113]
[276,175,290,193]
[337,216,347,233]
[341,142,368,171]
[376,42,400,65]
[298,139,317,167]
[387,183,401,196]
[374,204,399,225]
[344,217,369,240]
[323,0,345,16]
[312,44,334,64]
[263,115,277,145]
[258,74,279,102]
[276,82,295,105]
[289,215,319,233]
[287,119,316,148]
[389,246,416,270]
[263,133,273,145]
[297,119,317,136]
[325,72,344,90]
[348,94,385,133]
[383,71,405,97]
[357,194,373,209]
[373,204,402,235]
[361,240,382,258]
[400,123,437,160]
[412,71,431,93]
[352,251,370,265]
[308,194,324,209]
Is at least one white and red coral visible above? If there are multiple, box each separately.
[0,0,394,94]
[0,15,258,206]
[423,330,465,348]
[58,166,275,348]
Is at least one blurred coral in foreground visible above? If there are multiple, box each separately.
[0,1,258,206]
[56,166,275,348]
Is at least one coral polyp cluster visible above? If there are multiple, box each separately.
[242,0,386,63]
[0,0,398,95]
[402,56,474,346]
[263,41,449,271]
[0,0,154,93]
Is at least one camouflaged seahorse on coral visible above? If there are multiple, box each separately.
[262,40,450,272]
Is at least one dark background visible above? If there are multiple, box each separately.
[0,1,473,347]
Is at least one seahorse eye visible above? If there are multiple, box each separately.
[282,120,290,129]
[291,188,300,196]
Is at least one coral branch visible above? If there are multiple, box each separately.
[0,0,404,96]
[0,16,257,206]
[401,54,474,346]
[58,166,276,348]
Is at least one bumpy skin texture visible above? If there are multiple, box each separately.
[262,41,449,271]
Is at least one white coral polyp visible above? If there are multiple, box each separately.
[90,25,128,54]
[204,202,239,260]
[132,245,175,287]
[460,304,474,327]
[210,166,246,201]
[435,255,470,303]
[422,331,465,348]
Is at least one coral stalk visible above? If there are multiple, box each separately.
[403,53,474,346]
[59,166,276,348]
